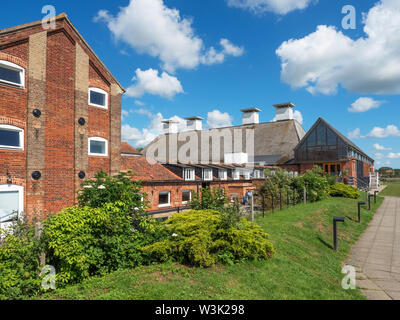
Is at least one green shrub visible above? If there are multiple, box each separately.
[142,210,275,267]
[0,221,42,300]
[328,183,360,199]
[189,187,228,211]
[77,170,148,213]
[43,202,165,286]
[294,166,330,202]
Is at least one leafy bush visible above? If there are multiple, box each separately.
[0,221,42,300]
[43,202,165,286]
[328,183,360,199]
[77,170,148,213]
[294,166,330,202]
[189,187,228,211]
[142,210,275,267]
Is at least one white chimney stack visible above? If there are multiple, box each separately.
[162,119,179,134]
[241,108,261,125]
[274,102,295,121]
[185,116,203,131]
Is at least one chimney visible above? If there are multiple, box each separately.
[241,108,261,125]
[185,116,203,131]
[274,102,295,121]
[162,119,179,134]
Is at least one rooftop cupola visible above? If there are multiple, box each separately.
[274,102,295,121]
[241,107,261,125]
[185,116,203,131]
[162,119,179,134]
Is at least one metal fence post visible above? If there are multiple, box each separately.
[333,217,345,251]
[358,201,365,223]
[374,191,378,204]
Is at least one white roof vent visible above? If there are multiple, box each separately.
[162,119,179,134]
[185,116,203,131]
[241,108,261,125]
[274,102,295,121]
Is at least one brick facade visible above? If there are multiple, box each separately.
[0,14,124,221]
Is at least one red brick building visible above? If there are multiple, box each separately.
[0,14,124,224]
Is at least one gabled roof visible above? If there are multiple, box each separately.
[121,155,182,182]
[144,119,306,165]
[295,117,373,162]
[121,142,142,155]
[0,13,125,93]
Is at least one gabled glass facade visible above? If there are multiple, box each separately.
[295,120,372,164]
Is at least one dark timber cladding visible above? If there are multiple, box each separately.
[295,118,373,164]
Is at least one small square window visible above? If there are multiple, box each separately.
[159,191,171,207]
[203,169,213,181]
[184,169,195,181]
[0,60,24,89]
[182,190,191,204]
[89,137,108,156]
[218,170,227,180]
[89,88,108,109]
[0,125,23,150]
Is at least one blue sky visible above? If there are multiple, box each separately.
[2,0,400,168]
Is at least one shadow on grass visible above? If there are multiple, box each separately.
[318,236,333,250]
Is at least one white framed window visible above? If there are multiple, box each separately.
[218,170,227,181]
[253,170,261,179]
[0,185,23,224]
[231,193,239,203]
[0,124,24,150]
[233,170,240,180]
[159,191,171,208]
[182,190,192,204]
[88,137,108,156]
[203,169,213,181]
[0,60,25,89]
[243,170,251,180]
[183,168,195,181]
[88,87,108,109]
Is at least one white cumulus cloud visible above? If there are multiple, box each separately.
[276,0,400,95]
[207,110,234,129]
[349,97,385,113]
[388,152,400,159]
[95,0,243,72]
[366,125,400,138]
[373,143,392,151]
[126,68,184,99]
[226,0,315,15]
[348,128,361,140]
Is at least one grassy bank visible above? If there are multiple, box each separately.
[380,183,400,197]
[37,196,383,300]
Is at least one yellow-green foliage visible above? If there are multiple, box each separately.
[43,202,162,286]
[328,183,360,199]
[142,210,275,267]
[0,223,42,300]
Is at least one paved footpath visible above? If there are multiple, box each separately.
[346,193,400,300]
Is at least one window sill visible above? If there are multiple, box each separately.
[158,204,171,208]
[89,103,108,110]
[88,154,109,157]
[0,146,24,151]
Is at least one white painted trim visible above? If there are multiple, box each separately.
[183,168,195,181]
[0,60,25,89]
[203,169,213,181]
[0,184,24,224]
[88,137,108,157]
[158,191,171,208]
[88,87,108,109]
[0,124,24,150]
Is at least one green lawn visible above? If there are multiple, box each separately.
[380,183,400,197]
[37,196,383,300]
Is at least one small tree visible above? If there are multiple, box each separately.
[294,166,330,202]
[77,170,148,214]
[189,187,228,211]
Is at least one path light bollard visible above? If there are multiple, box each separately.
[374,191,378,204]
[368,194,374,210]
[358,201,366,223]
[333,217,345,251]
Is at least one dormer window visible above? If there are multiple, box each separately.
[0,60,25,89]
[89,87,108,109]
[183,168,195,181]
[203,169,213,181]
[218,169,227,181]
[233,170,240,180]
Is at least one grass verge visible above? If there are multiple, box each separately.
[380,183,400,197]
[36,196,383,300]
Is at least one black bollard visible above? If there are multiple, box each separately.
[368,194,374,210]
[333,217,345,251]
[358,201,366,223]
[374,191,378,204]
